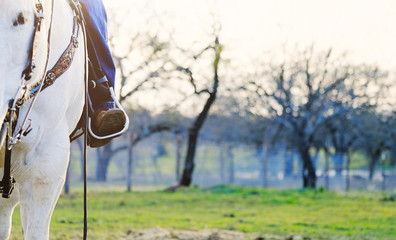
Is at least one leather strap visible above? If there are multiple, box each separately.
[43,16,79,88]
[22,1,44,80]
[0,123,15,199]
[19,14,81,105]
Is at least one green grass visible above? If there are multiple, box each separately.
[9,186,396,239]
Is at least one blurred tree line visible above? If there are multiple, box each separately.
[66,5,396,192]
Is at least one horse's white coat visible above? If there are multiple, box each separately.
[0,0,85,239]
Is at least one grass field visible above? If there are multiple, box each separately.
[9,186,396,239]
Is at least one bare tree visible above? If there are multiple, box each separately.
[174,134,184,183]
[247,48,384,188]
[353,111,394,180]
[323,111,359,177]
[174,34,223,187]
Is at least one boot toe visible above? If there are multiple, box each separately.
[93,109,126,136]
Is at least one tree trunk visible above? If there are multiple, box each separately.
[180,130,199,186]
[390,147,396,167]
[299,146,316,188]
[332,152,345,177]
[297,153,303,176]
[261,141,269,188]
[368,151,380,181]
[311,148,320,169]
[346,152,351,191]
[175,137,183,183]
[127,136,133,192]
[227,144,234,184]
[325,150,330,190]
[218,142,225,184]
[96,143,113,182]
[179,37,221,187]
[64,162,71,194]
[179,93,218,186]
[74,138,84,181]
[284,149,294,178]
[151,153,162,182]
[179,89,218,187]
[381,152,386,192]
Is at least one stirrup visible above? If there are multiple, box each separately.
[87,87,129,141]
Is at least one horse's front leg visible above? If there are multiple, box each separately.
[18,142,70,240]
[0,184,19,240]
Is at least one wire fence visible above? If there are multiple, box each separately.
[67,135,396,193]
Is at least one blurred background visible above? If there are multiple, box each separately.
[66,0,396,193]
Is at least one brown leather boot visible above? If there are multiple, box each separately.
[89,109,126,148]
[93,109,126,136]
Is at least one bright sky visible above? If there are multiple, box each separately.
[104,0,396,71]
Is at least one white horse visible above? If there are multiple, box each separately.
[0,0,85,238]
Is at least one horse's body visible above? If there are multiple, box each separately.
[0,0,84,238]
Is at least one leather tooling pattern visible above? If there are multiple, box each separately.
[45,39,78,86]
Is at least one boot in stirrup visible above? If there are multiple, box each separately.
[88,76,126,147]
